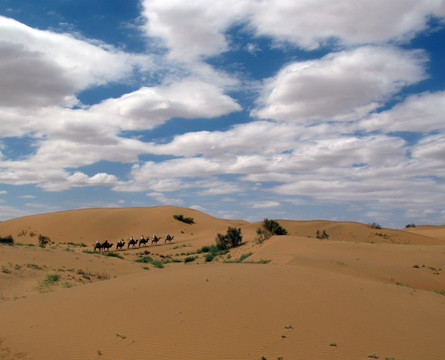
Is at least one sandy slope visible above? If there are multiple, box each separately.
[0,206,444,359]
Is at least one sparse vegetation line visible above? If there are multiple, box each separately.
[173,214,194,224]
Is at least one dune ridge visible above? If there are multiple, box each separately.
[1,206,445,359]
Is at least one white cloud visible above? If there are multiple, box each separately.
[360,91,445,133]
[97,78,241,130]
[251,201,280,209]
[141,0,445,60]
[253,46,427,122]
[249,0,445,49]
[146,191,184,205]
[0,16,143,108]
[141,0,249,60]
[0,205,30,221]
[146,120,296,157]
[411,135,445,166]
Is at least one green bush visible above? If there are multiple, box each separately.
[256,219,288,243]
[216,227,243,250]
[104,252,123,259]
[216,233,229,250]
[405,223,416,228]
[198,245,211,253]
[134,256,164,268]
[46,274,60,282]
[38,234,51,248]
[173,214,195,224]
[0,235,14,245]
[205,253,215,262]
[368,222,382,229]
[263,219,288,235]
[184,256,197,263]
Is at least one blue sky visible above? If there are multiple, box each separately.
[0,1,445,227]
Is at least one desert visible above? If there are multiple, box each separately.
[0,206,445,360]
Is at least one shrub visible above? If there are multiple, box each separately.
[216,233,229,250]
[38,234,51,248]
[173,214,195,224]
[17,230,27,237]
[316,230,329,239]
[263,218,288,235]
[226,227,243,247]
[0,235,14,245]
[104,252,123,259]
[216,227,243,250]
[205,253,215,262]
[134,256,164,268]
[198,245,210,253]
[184,256,197,263]
[224,252,253,263]
[405,223,416,228]
[256,219,288,243]
[46,274,60,282]
[368,222,382,229]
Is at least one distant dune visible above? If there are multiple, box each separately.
[1,206,445,359]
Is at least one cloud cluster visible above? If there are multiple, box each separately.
[0,16,138,108]
[254,46,427,122]
[141,0,445,59]
[1,1,445,225]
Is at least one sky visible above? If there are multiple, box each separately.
[0,0,445,228]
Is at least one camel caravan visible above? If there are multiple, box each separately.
[94,234,174,252]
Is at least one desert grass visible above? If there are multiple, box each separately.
[36,274,60,293]
[26,263,44,270]
[1,266,11,274]
[134,256,164,268]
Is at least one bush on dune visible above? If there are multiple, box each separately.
[256,218,288,244]
[215,227,243,250]
[173,214,195,224]
[0,235,14,245]
[38,234,51,248]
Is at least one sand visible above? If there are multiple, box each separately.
[1,206,444,359]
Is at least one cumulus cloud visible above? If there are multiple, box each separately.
[0,16,142,108]
[249,0,445,49]
[141,0,249,60]
[141,0,445,59]
[360,91,445,133]
[253,46,427,122]
[96,78,241,130]
[1,2,445,226]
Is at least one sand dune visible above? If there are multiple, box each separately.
[1,206,444,359]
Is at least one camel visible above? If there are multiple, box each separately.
[94,242,102,252]
[102,240,113,252]
[116,241,125,251]
[164,234,174,244]
[151,235,160,245]
[128,237,138,249]
[139,236,149,247]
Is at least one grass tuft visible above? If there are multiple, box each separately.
[135,256,164,268]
